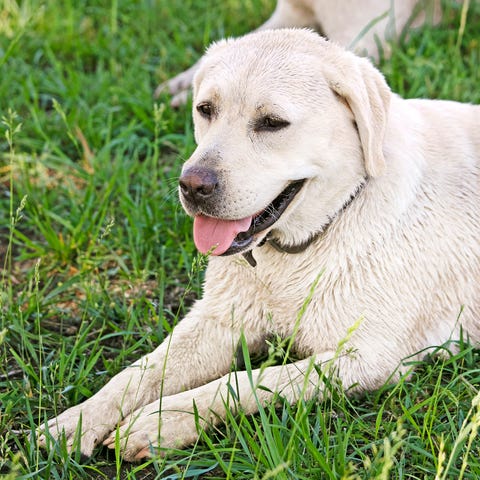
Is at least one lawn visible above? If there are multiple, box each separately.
[1,0,479,478]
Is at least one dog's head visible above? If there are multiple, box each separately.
[179,29,391,258]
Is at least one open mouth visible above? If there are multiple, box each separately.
[192,179,306,257]
[223,179,306,255]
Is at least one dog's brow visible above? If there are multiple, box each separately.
[254,102,288,118]
[198,86,221,103]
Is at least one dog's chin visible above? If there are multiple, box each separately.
[220,179,306,256]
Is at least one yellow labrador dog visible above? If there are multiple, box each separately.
[157,0,442,106]
[43,29,480,461]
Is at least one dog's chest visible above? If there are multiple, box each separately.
[241,250,352,341]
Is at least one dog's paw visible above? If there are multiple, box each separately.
[102,398,201,461]
[170,90,190,108]
[39,402,114,457]
[153,64,199,106]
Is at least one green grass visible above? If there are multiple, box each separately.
[1,0,479,478]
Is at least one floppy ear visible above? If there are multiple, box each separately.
[324,52,391,177]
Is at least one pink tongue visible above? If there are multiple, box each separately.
[193,215,252,255]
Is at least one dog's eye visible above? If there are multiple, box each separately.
[255,116,290,132]
[196,102,214,119]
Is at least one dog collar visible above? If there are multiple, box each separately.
[266,233,322,254]
[242,177,368,268]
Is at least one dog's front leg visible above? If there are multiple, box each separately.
[40,302,253,457]
[103,354,332,461]
[103,344,406,461]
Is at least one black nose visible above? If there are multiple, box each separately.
[179,167,219,202]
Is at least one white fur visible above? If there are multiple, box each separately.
[42,29,479,461]
[155,0,442,106]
